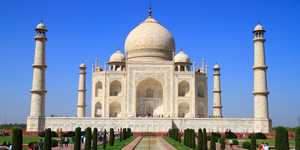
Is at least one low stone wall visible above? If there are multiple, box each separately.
[27,117,271,133]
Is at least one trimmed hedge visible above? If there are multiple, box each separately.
[74,127,81,150]
[275,127,289,150]
[197,128,203,150]
[92,128,98,150]
[224,130,237,139]
[44,128,52,150]
[109,128,115,146]
[103,129,107,149]
[248,132,266,139]
[296,127,300,150]
[250,133,256,150]
[203,128,208,150]
[183,128,195,149]
[220,138,225,150]
[210,137,216,150]
[12,128,22,150]
[85,127,92,150]
[242,141,251,149]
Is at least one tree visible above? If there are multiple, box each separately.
[220,138,225,150]
[275,127,289,150]
[191,129,196,148]
[122,128,127,140]
[295,127,300,150]
[250,133,256,150]
[12,128,22,150]
[210,137,216,150]
[103,129,107,149]
[109,128,115,146]
[197,128,203,150]
[203,128,208,150]
[119,128,123,142]
[92,128,98,150]
[85,127,92,150]
[44,128,52,150]
[74,127,81,150]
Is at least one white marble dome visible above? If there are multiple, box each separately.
[109,50,125,63]
[254,24,264,31]
[174,51,190,63]
[214,64,220,69]
[36,22,47,31]
[80,63,86,68]
[124,16,175,61]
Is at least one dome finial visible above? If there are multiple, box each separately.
[148,0,152,17]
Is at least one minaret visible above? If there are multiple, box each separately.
[77,63,87,117]
[212,64,222,118]
[253,24,269,119]
[30,22,47,118]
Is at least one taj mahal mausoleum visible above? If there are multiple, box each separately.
[26,8,271,133]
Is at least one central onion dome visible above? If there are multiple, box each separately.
[125,15,175,61]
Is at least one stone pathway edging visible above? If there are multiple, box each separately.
[122,136,143,150]
[159,137,177,150]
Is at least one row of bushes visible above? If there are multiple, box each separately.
[74,127,133,150]
[168,128,266,150]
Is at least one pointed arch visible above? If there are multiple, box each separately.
[178,80,190,97]
[95,81,103,97]
[109,80,122,96]
[94,102,102,117]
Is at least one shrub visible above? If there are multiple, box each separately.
[242,141,251,149]
[85,127,92,150]
[12,128,22,150]
[210,132,221,140]
[197,128,203,150]
[275,127,289,150]
[92,128,98,150]
[220,138,225,150]
[232,139,239,145]
[296,127,300,150]
[122,128,127,140]
[103,129,107,149]
[203,128,208,150]
[119,128,123,142]
[248,132,266,139]
[74,127,81,150]
[65,131,75,137]
[109,128,115,146]
[210,137,216,150]
[225,130,237,139]
[51,139,58,147]
[44,128,52,150]
[51,131,58,137]
[250,133,256,150]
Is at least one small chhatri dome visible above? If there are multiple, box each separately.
[254,23,264,32]
[80,63,86,68]
[36,22,47,31]
[174,50,190,63]
[124,14,175,61]
[214,64,220,69]
[109,50,125,63]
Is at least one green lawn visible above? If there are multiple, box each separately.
[97,137,135,150]
[0,136,42,144]
[164,137,193,150]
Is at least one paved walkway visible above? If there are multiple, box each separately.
[134,137,176,150]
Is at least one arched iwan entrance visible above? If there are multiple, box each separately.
[136,78,163,117]
[178,102,190,118]
[109,102,121,117]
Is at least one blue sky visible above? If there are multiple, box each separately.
[0,0,299,127]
